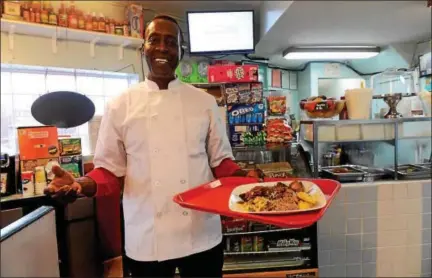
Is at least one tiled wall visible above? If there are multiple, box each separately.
[317,180,431,277]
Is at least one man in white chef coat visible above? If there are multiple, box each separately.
[45,15,262,277]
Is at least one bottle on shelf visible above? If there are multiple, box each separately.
[67,1,77,28]
[29,6,35,22]
[77,10,85,29]
[123,20,129,36]
[58,2,67,27]
[85,12,92,31]
[114,21,124,36]
[33,1,41,23]
[109,18,115,34]
[105,17,110,33]
[98,13,105,32]
[339,96,348,120]
[22,2,30,22]
[47,2,57,25]
[91,11,98,31]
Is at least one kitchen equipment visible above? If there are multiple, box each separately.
[344,88,373,119]
[0,153,19,197]
[320,165,365,183]
[373,93,417,118]
[385,164,432,180]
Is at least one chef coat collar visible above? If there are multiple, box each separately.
[144,78,182,91]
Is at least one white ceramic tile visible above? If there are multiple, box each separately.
[378,183,393,201]
[377,262,393,277]
[394,199,422,215]
[378,215,407,231]
[378,200,394,216]
[408,182,423,199]
[407,214,423,231]
[378,231,408,247]
[394,183,408,200]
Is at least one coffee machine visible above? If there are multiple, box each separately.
[1,153,19,197]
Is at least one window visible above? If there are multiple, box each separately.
[1,64,139,155]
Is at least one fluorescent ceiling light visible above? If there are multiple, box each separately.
[283,46,380,60]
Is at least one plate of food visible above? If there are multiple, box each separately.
[229,180,327,214]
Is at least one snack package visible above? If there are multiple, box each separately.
[256,162,294,178]
[225,84,239,104]
[227,104,265,125]
[222,218,248,234]
[268,96,287,115]
[266,119,293,143]
[241,237,253,252]
[58,138,82,156]
[208,65,259,83]
[60,155,83,178]
[229,125,265,147]
[250,83,263,103]
[237,83,251,104]
[253,236,265,251]
[266,235,311,252]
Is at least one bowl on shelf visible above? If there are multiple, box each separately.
[299,97,345,119]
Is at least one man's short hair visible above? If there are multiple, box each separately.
[144,14,184,44]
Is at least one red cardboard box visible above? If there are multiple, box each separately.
[208,65,259,83]
[17,126,59,160]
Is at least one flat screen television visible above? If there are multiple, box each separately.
[419,52,431,77]
[186,10,255,55]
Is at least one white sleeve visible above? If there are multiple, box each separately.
[92,103,127,177]
[206,100,234,168]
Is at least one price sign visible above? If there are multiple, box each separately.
[314,102,328,111]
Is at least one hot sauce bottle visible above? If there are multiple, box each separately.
[98,13,105,32]
[78,10,85,29]
[22,2,30,22]
[85,12,93,31]
[34,2,41,23]
[58,2,67,27]
[68,4,77,29]
[92,12,98,31]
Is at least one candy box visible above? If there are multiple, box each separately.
[17,126,59,160]
[60,155,83,178]
[208,65,259,83]
[222,218,248,234]
[20,158,60,185]
[58,138,82,156]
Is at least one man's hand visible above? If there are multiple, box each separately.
[44,165,82,203]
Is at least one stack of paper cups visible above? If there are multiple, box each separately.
[345,88,373,119]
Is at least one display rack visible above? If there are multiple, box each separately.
[192,81,318,276]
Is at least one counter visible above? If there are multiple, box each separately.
[317,179,431,277]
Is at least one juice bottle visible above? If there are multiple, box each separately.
[98,13,105,32]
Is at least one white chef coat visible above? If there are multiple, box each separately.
[92,78,234,262]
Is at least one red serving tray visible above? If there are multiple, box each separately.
[173,177,341,229]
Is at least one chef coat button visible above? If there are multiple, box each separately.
[153,148,159,154]
[152,115,158,120]
[180,179,186,184]
[154,181,160,186]
[183,211,188,216]
[157,212,162,218]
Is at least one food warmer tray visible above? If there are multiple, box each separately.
[173,177,341,229]
[385,164,432,180]
[319,165,365,183]
[351,165,389,182]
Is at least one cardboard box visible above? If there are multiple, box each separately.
[208,65,259,83]
[59,138,82,156]
[17,126,59,160]
[60,155,83,178]
[125,4,144,38]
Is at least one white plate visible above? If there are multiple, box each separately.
[229,181,327,215]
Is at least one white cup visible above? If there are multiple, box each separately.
[345,88,373,119]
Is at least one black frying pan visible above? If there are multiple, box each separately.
[31,91,95,128]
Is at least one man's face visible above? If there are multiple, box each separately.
[144,19,181,79]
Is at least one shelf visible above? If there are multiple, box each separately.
[224,228,298,236]
[225,246,311,256]
[191,83,224,88]
[1,18,143,58]
[232,144,292,152]
[223,260,305,272]
[231,123,265,126]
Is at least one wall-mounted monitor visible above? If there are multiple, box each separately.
[186,10,255,56]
